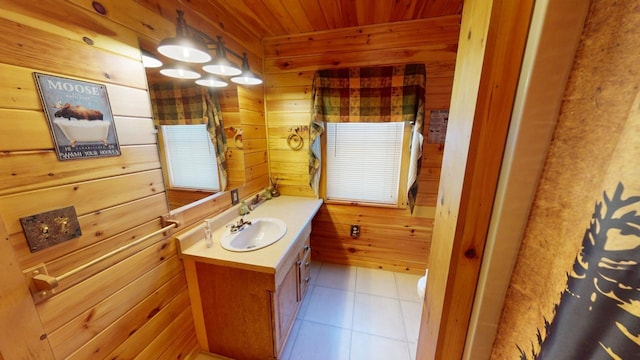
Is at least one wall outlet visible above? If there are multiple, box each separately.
[231,189,239,205]
[350,224,360,239]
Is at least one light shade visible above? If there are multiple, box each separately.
[230,72,263,85]
[158,37,211,63]
[157,10,211,63]
[141,50,163,68]
[202,57,242,76]
[195,74,228,88]
[160,65,201,79]
[202,37,242,76]
[230,53,262,85]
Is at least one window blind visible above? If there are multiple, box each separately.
[160,124,220,191]
[325,122,404,204]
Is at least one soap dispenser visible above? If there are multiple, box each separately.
[204,219,214,248]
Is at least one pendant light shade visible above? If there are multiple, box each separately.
[157,10,211,63]
[202,56,242,76]
[230,53,263,85]
[160,65,201,80]
[141,50,163,68]
[195,74,228,88]
[202,36,242,76]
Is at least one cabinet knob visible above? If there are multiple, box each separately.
[305,262,310,267]
[297,260,302,266]
[304,277,310,283]
[304,245,310,252]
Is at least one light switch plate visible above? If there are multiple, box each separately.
[231,188,239,205]
[20,206,82,252]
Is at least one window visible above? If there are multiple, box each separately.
[324,122,410,206]
[160,124,220,191]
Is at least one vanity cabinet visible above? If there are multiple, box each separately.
[183,223,312,359]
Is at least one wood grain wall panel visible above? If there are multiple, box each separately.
[134,306,198,360]
[0,2,202,358]
[49,270,186,358]
[0,170,165,234]
[36,239,177,332]
[0,16,147,90]
[263,17,459,272]
[0,145,160,195]
[0,218,53,358]
[113,117,157,145]
[0,109,53,151]
[71,290,192,360]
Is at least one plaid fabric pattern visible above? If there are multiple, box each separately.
[150,82,206,124]
[150,81,228,190]
[312,64,425,123]
[309,64,426,212]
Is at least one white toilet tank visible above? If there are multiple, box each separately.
[417,269,428,299]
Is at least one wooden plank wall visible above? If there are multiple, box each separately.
[0,0,265,358]
[262,16,460,273]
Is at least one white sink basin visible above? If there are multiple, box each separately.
[220,217,287,252]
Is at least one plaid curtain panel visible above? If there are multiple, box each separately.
[310,64,426,212]
[150,81,228,190]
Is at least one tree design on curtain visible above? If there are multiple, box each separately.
[518,182,640,359]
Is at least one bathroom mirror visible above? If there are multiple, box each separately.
[145,61,246,210]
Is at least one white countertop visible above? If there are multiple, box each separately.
[177,195,323,274]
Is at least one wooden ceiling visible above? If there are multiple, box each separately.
[201,0,464,39]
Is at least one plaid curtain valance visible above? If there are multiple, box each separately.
[311,64,426,123]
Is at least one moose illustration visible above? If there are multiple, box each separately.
[53,101,103,120]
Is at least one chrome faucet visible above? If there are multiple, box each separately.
[228,217,252,233]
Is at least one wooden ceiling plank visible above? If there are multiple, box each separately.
[172,0,262,55]
[263,16,461,59]
[279,0,315,33]
[241,0,288,35]
[338,0,359,28]
[373,0,394,24]
[421,0,464,18]
[318,0,345,29]
[357,0,376,26]
[299,0,330,31]
[259,0,304,35]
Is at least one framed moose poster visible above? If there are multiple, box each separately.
[34,73,120,160]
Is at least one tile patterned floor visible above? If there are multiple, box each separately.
[280,261,424,360]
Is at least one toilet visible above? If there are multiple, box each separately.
[417,269,428,299]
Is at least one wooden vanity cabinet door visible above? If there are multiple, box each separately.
[274,262,298,357]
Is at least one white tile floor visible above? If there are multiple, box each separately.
[280,261,424,360]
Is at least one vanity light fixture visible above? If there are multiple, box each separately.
[156,10,262,86]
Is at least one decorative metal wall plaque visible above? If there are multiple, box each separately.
[33,72,120,160]
[427,109,449,144]
[20,206,82,252]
